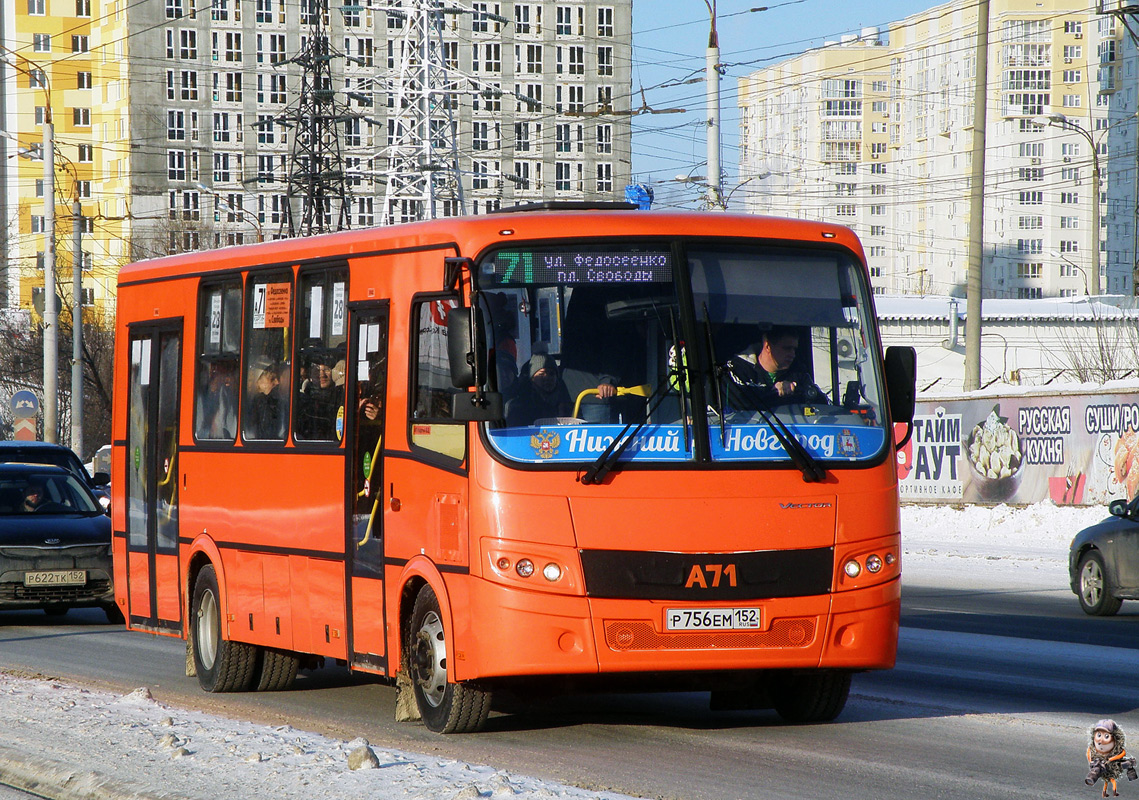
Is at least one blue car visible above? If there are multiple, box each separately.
[0,463,119,623]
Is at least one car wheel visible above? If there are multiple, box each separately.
[191,565,257,692]
[1078,550,1123,616]
[773,670,852,724]
[407,584,491,733]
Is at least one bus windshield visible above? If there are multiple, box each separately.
[479,242,888,467]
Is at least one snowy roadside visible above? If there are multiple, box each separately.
[0,502,1115,800]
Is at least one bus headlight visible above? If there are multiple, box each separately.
[865,554,883,573]
[542,563,562,582]
[843,560,862,578]
[515,559,535,578]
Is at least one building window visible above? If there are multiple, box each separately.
[1060,240,1079,253]
[33,33,51,52]
[1017,216,1042,230]
[1019,190,1043,204]
[597,46,613,76]
[555,161,571,191]
[77,71,92,89]
[78,144,92,162]
[596,124,611,154]
[168,150,186,180]
[1017,262,1042,279]
[596,162,612,192]
[180,29,197,59]
[1060,216,1080,229]
[72,108,91,126]
[1016,239,1043,254]
[835,204,856,217]
[72,35,89,53]
[597,6,613,36]
[28,0,45,15]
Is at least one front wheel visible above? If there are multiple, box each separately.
[773,670,852,723]
[191,565,257,692]
[1078,550,1123,616]
[407,585,491,733]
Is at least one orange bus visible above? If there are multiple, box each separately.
[111,206,915,733]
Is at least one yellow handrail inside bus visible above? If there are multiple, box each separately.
[572,384,651,419]
[357,431,384,547]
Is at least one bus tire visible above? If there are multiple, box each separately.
[408,585,491,733]
[255,648,299,691]
[191,565,257,693]
[773,670,851,724]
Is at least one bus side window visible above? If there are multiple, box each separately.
[295,267,349,443]
[409,296,466,462]
[242,272,292,443]
[194,280,241,442]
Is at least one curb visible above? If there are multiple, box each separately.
[0,746,172,800]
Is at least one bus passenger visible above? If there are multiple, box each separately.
[726,326,822,408]
[505,354,572,427]
[196,360,238,440]
[297,349,342,441]
[245,357,286,440]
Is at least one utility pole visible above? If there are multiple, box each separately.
[704,0,724,210]
[281,0,352,236]
[70,196,82,456]
[42,112,57,442]
[964,0,989,392]
[380,0,468,224]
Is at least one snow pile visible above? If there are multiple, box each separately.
[0,671,641,800]
[0,501,1118,800]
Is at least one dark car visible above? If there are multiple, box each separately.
[0,441,111,511]
[1069,496,1139,616]
[0,463,120,623]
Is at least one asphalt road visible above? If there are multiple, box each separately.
[0,577,1132,800]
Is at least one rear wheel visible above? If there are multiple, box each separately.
[773,670,852,723]
[255,648,299,691]
[408,585,491,733]
[1078,550,1123,616]
[191,565,257,692]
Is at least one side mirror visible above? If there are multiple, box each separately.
[884,346,917,425]
[452,391,504,421]
[1110,499,1129,518]
[92,472,110,486]
[446,308,485,388]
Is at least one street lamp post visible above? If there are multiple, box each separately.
[2,50,58,442]
[1039,112,1139,296]
[1050,250,1089,295]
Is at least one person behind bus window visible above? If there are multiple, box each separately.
[726,325,822,408]
[505,354,572,426]
[196,359,238,440]
[245,356,286,440]
[296,347,342,441]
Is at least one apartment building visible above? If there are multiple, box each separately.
[738,0,1138,299]
[1,0,632,318]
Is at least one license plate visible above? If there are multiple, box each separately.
[665,607,761,631]
[24,570,87,586]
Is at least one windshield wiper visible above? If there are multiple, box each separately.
[701,305,726,446]
[723,374,827,484]
[579,371,675,486]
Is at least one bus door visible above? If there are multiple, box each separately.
[124,323,183,631]
[345,303,390,671]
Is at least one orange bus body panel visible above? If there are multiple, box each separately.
[112,210,898,696]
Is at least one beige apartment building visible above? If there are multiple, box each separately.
[1,0,633,320]
[738,0,1138,299]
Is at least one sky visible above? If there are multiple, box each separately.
[0,500,1106,800]
[630,0,934,208]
